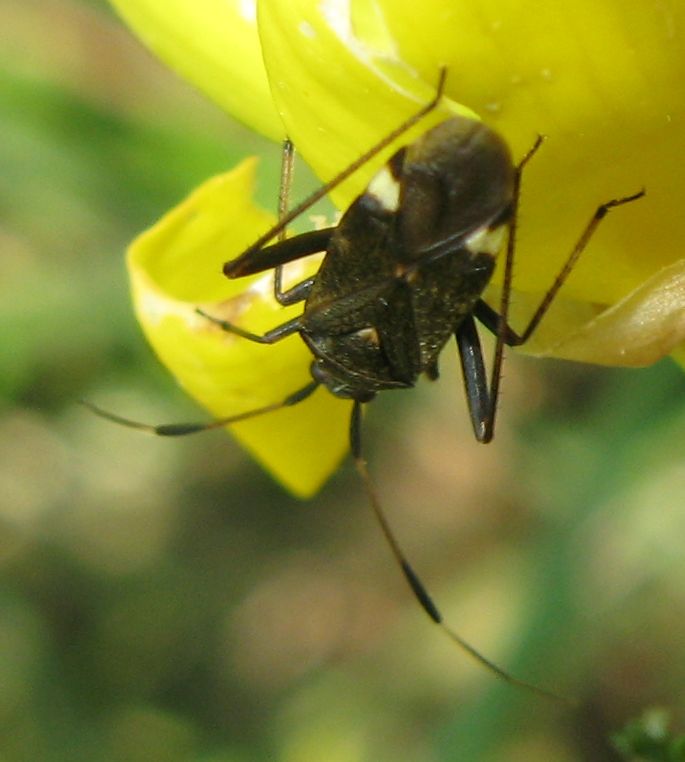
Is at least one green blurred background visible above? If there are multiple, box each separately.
[1,1,684,760]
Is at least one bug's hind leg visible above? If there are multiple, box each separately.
[455,315,492,443]
[466,122,643,444]
[482,190,645,348]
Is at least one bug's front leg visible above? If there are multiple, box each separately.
[195,310,303,345]
[226,228,334,306]
[224,228,335,279]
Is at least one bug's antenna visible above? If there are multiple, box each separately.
[81,380,320,436]
[226,69,448,278]
[349,400,573,705]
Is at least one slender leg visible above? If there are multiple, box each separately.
[478,136,545,443]
[198,141,336,340]
[241,228,334,278]
[82,380,320,436]
[467,130,643,442]
[494,191,645,346]
[225,68,448,278]
[349,400,569,703]
[455,316,491,442]
[275,277,315,306]
[196,228,334,342]
[277,139,295,230]
[273,138,292,306]
[195,310,303,344]
[273,139,315,307]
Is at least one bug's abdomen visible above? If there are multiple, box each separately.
[409,248,496,369]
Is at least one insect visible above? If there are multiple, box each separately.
[86,70,643,700]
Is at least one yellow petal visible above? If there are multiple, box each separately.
[259,0,685,362]
[128,159,351,496]
[257,0,476,208]
[109,0,283,140]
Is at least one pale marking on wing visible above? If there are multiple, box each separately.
[464,224,507,256]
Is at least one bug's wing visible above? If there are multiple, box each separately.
[394,117,516,262]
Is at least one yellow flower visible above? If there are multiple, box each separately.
[112,0,685,495]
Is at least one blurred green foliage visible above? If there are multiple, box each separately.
[1,2,684,760]
[612,709,685,761]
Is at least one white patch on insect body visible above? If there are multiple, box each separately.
[464,224,507,257]
[367,165,401,212]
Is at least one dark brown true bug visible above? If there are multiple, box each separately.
[86,70,643,700]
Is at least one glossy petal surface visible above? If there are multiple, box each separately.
[128,159,350,496]
[110,0,283,139]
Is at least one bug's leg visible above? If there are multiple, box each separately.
[226,69,448,278]
[240,228,335,279]
[274,138,306,307]
[349,400,570,703]
[218,229,332,328]
[195,311,303,344]
[273,138,293,306]
[474,129,643,441]
[469,191,645,436]
[455,316,491,442]
[489,190,645,347]
[82,380,320,436]
[276,138,295,247]
[472,136,546,443]
[198,236,333,348]
[270,139,328,305]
